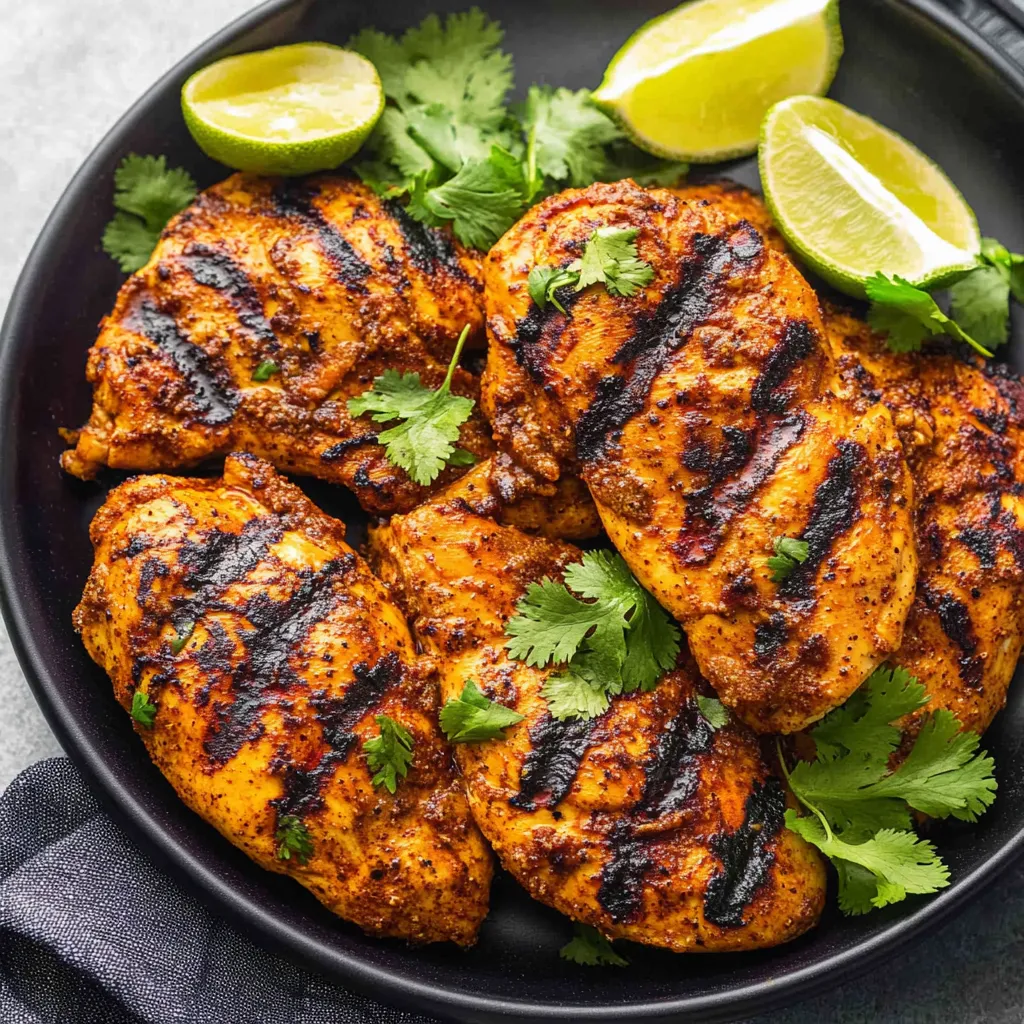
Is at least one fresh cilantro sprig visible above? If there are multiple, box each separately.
[363,715,415,794]
[439,679,524,742]
[949,238,1024,348]
[528,227,654,311]
[780,664,997,915]
[275,814,314,865]
[866,272,993,358]
[101,154,196,272]
[130,689,157,728]
[347,324,476,485]
[696,695,730,731]
[766,536,809,584]
[504,551,680,722]
[349,11,686,249]
[559,923,629,967]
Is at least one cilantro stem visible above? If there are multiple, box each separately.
[775,737,834,843]
[441,324,471,395]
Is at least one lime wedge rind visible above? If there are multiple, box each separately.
[759,95,981,298]
[182,43,384,177]
[593,0,844,164]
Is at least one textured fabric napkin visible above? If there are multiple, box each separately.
[4,757,1024,1024]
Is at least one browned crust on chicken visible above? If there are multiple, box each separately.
[482,179,917,734]
[826,308,1024,736]
[61,175,491,513]
[368,461,826,952]
[73,453,492,944]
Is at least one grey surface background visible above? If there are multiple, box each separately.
[2,1,1024,1022]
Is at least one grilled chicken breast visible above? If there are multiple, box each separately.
[827,309,1024,736]
[369,461,826,952]
[61,175,492,514]
[73,453,492,944]
[482,179,917,734]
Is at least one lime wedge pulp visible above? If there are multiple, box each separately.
[182,43,384,176]
[759,95,981,296]
[592,0,843,163]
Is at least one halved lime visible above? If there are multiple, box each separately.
[759,95,981,296]
[592,0,843,163]
[182,43,384,176]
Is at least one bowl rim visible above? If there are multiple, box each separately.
[3,0,1024,1020]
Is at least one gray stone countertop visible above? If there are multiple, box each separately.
[1,2,1022,1022]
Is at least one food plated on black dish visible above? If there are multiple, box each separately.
[5,0,1024,1019]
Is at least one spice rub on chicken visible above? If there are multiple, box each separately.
[61,174,492,514]
[482,179,918,734]
[369,461,826,953]
[73,453,492,945]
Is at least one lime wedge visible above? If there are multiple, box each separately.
[182,43,384,176]
[760,95,981,296]
[592,0,843,163]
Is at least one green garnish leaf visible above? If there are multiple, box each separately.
[348,14,684,248]
[347,324,475,484]
[439,679,524,742]
[363,715,415,794]
[169,620,195,655]
[781,664,997,914]
[505,550,680,721]
[767,536,809,584]
[252,360,280,382]
[529,227,654,310]
[101,154,196,273]
[130,689,157,729]
[559,923,629,967]
[696,695,730,730]
[948,236,1024,349]
[275,814,314,865]
[865,272,993,358]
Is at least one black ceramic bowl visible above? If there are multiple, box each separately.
[4,1,1024,1020]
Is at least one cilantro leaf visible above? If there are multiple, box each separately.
[785,813,949,914]
[529,227,654,310]
[865,272,993,358]
[347,28,412,104]
[981,236,1024,304]
[521,86,622,188]
[559,923,629,967]
[101,154,196,273]
[766,536,809,584]
[781,664,997,915]
[252,361,280,382]
[949,265,1010,348]
[130,689,157,728]
[169,620,194,655]
[347,324,475,484]
[439,679,524,742]
[275,814,313,865]
[696,695,730,730]
[407,146,528,250]
[363,715,414,794]
[505,550,680,721]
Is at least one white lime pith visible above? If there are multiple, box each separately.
[759,95,981,297]
[592,0,843,163]
[181,42,384,176]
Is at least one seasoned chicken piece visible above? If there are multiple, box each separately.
[369,462,826,953]
[73,453,492,944]
[61,174,492,514]
[826,309,1024,736]
[671,180,787,253]
[482,180,917,733]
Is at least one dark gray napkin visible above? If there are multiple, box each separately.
[4,757,1024,1024]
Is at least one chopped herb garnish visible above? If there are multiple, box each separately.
[169,620,194,654]
[347,324,475,484]
[767,536,809,584]
[696,695,730,731]
[439,680,524,742]
[363,715,415,794]
[559,923,629,967]
[252,360,280,382]
[275,814,314,865]
[130,689,157,729]
[781,664,996,915]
